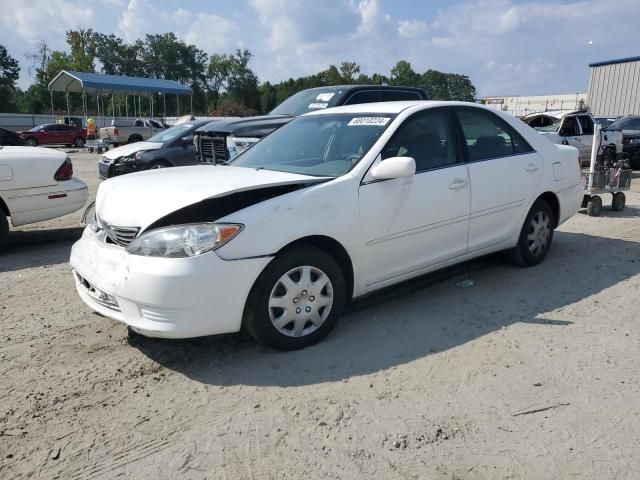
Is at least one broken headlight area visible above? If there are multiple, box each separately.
[125,223,243,258]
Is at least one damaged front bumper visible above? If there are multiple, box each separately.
[70,227,272,338]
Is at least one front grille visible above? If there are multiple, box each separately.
[74,271,121,312]
[199,136,227,163]
[100,220,140,247]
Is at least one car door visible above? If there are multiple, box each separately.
[358,107,470,286]
[576,114,594,159]
[454,107,542,252]
[40,125,58,144]
[559,116,589,164]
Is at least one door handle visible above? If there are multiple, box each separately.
[449,179,468,190]
[525,164,539,173]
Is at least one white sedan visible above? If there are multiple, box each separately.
[1,146,88,250]
[70,101,583,350]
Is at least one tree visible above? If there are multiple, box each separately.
[226,49,260,111]
[0,45,20,111]
[339,61,360,83]
[390,60,420,87]
[66,28,96,72]
[95,34,144,76]
[206,53,233,111]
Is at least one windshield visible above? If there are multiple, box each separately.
[147,124,193,143]
[229,114,394,177]
[525,115,561,133]
[28,125,45,132]
[270,88,343,116]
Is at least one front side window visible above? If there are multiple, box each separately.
[559,117,580,137]
[457,108,534,161]
[381,108,456,172]
[577,115,594,135]
[230,114,393,177]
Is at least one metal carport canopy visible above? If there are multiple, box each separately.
[48,70,192,95]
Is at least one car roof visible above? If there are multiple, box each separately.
[522,110,584,120]
[304,100,482,116]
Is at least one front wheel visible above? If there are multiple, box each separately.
[25,138,37,147]
[74,137,85,147]
[244,247,346,350]
[505,199,554,267]
[149,160,171,169]
[586,195,602,217]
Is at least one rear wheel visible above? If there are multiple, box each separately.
[611,192,626,211]
[505,199,554,267]
[244,247,346,350]
[25,138,37,147]
[74,137,85,147]
[586,195,602,217]
[0,214,9,253]
[128,135,143,144]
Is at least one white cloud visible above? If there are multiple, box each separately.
[398,19,427,38]
[116,0,240,53]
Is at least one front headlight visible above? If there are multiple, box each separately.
[125,223,243,258]
[134,150,144,160]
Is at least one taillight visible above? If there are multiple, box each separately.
[114,128,119,137]
[54,157,73,181]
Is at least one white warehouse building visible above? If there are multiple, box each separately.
[481,93,587,117]
[587,56,640,117]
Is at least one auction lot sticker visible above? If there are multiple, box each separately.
[348,117,391,126]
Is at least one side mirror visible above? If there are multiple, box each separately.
[370,156,416,180]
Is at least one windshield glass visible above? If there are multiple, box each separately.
[229,114,393,177]
[270,88,343,116]
[147,124,193,143]
[28,125,45,132]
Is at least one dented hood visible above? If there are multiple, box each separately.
[96,164,324,229]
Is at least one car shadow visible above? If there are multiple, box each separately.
[132,231,639,387]
[0,227,83,272]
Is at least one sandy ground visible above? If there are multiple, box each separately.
[1,150,639,480]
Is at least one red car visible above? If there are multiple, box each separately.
[20,124,86,147]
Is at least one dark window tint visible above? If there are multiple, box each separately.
[382,108,456,172]
[44,125,57,132]
[607,116,640,130]
[559,117,580,136]
[456,108,534,161]
[380,90,422,101]
[345,90,381,105]
[577,115,594,135]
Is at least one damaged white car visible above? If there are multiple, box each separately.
[71,101,583,350]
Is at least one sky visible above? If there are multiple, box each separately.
[1,0,638,96]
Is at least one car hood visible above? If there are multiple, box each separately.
[103,141,162,160]
[96,164,327,230]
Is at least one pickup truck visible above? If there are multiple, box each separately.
[194,85,428,163]
[98,118,167,146]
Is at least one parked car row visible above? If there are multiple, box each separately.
[70,100,584,350]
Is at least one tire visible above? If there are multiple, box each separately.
[505,198,554,267]
[149,160,171,169]
[127,135,142,144]
[586,195,602,217]
[25,138,37,147]
[244,247,346,350]
[74,137,85,147]
[611,192,626,212]
[0,214,8,253]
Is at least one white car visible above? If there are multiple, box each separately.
[70,101,583,350]
[1,146,88,250]
[522,110,623,166]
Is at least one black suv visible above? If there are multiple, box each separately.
[194,85,428,163]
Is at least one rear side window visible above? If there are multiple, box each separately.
[577,115,594,135]
[456,108,534,161]
[380,90,422,101]
[345,91,381,105]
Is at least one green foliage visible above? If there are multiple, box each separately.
[66,29,96,72]
[0,45,20,111]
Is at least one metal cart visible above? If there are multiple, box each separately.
[581,124,632,217]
